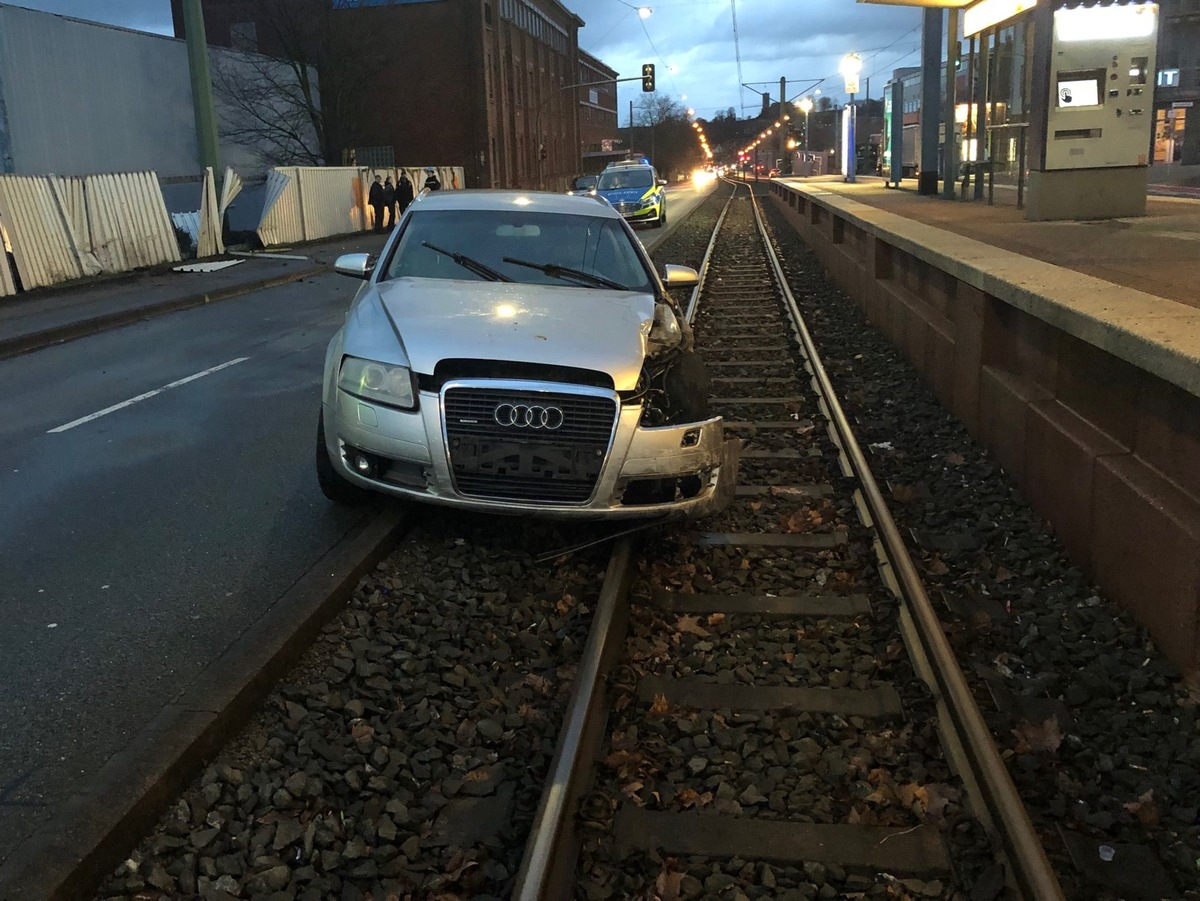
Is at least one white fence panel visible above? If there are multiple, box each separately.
[296,168,367,239]
[0,175,84,290]
[84,171,180,273]
[0,170,179,294]
[257,165,464,246]
[257,166,364,246]
[0,220,15,296]
[257,169,302,246]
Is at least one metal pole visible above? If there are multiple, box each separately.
[183,0,220,178]
[984,26,1003,196]
[962,34,977,199]
[889,79,904,187]
[804,110,810,170]
[942,7,959,199]
[847,93,857,183]
[779,76,787,172]
[974,29,990,200]
[919,8,943,194]
[1017,126,1027,209]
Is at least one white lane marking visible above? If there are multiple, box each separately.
[48,357,250,434]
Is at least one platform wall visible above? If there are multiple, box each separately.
[768,181,1200,674]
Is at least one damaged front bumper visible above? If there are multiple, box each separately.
[325,389,740,520]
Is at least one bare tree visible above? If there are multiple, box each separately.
[213,50,323,166]
[634,91,688,129]
[631,92,697,180]
[211,0,387,166]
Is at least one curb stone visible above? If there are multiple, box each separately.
[0,264,327,362]
[0,505,406,901]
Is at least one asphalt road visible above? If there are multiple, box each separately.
[0,181,713,864]
[0,271,372,863]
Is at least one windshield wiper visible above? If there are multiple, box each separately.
[421,242,511,282]
[502,256,628,291]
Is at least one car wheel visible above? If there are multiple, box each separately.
[316,410,372,505]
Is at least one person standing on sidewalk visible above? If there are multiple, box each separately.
[396,171,415,217]
[382,176,396,229]
[368,175,386,232]
[423,167,442,192]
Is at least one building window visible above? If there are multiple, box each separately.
[230,21,257,52]
[484,1,493,26]
[354,146,396,167]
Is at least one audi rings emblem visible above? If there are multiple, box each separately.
[494,403,565,430]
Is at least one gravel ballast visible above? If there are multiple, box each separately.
[758,186,1200,900]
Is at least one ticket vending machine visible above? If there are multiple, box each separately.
[1027,2,1159,220]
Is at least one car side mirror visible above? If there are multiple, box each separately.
[663,264,699,287]
[657,179,667,187]
[334,253,374,279]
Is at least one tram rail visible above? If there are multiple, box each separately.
[513,181,1065,901]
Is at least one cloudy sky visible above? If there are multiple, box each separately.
[10,0,923,118]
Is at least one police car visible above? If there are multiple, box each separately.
[593,159,667,228]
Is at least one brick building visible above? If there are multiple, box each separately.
[577,49,622,175]
[171,0,593,189]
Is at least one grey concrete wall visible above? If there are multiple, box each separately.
[768,180,1200,674]
[0,4,314,189]
[0,5,198,178]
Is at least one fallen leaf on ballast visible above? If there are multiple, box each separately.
[1124,790,1160,831]
[675,615,709,637]
[1011,717,1063,755]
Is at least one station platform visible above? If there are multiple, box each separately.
[773,174,1199,308]
[761,173,1200,674]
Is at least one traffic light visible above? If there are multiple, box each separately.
[641,63,655,93]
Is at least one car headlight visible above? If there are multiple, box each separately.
[338,356,415,409]
[646,303,682,355]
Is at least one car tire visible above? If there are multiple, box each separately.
[316,410,372,505]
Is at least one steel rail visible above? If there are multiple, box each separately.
[513,184,740,900]
[745,187,1066,901]
[511,538,635,901]
[685,180,742,324]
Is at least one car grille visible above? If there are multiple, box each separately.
[443,387,618,504]
[613,201,638,213]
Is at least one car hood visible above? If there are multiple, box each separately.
[596,186,657,204]
[373,278,657,391]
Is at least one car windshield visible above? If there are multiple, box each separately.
[572,175,597,190]
[384,209,653,292]
[597,168,654,190]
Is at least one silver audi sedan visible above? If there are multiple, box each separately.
[317,189,737,519]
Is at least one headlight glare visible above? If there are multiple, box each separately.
[338,356,415,408]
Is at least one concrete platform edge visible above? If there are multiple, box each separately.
[780,182,1200,400]
[0,264,327,362]
[0,504,406,901]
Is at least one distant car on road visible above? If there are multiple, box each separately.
[318,189,736,519]
[593,161,667,228]
[567,174,598,195]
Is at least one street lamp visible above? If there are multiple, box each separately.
[797,96,814,167]
[839,52,863,183]
[616,0,653,17]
